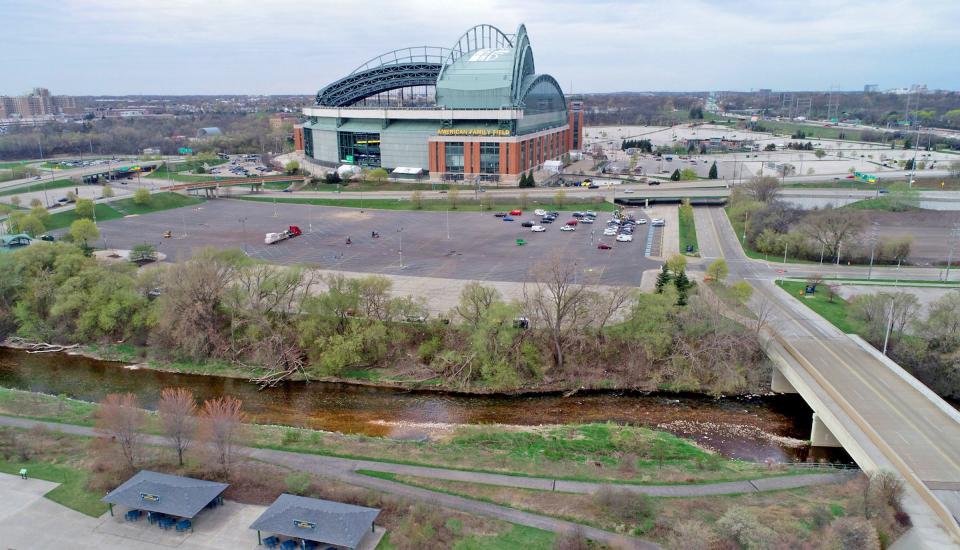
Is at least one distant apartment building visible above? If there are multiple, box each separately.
[269,113,300,129]
[0,87,78,117]
[864,84,879,93]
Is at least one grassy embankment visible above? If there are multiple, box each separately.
[44,192,203,230]
[678,203,698,256]
[147,158,229,183]
[0,387,809,485]
[238,195,617,213]
[0,178,75,197]
[746,120,865,142]
[777,280,859,334]
[358,470,890,547]
[723,207,817,264]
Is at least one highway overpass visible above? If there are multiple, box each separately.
[695,206,960,547]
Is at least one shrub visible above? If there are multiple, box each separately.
[824,517,880,550]
[717,506,778,549]
[284,471,311,495]
[594,487,655,525]
[417,335,443,363]
[553,526,590,550]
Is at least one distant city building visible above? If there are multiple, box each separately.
[0,87,77,118]
[864,84,879,93]
[269,113,300,129]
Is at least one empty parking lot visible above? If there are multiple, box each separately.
[92,199,662,285]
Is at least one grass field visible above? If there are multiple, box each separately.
[45,203,123,231]
[779,280,859,333]
[238,195,617,212]
[0,458,108,517]
[109,192,203,215]
[0,178,75,198]
[678,203,698,255]
[747,120,865,141]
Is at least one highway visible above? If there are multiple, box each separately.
[695,206,960,547]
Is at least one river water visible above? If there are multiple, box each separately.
[0,348,850,463]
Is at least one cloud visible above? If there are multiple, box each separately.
[1,0,957,94]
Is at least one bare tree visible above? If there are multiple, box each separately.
[455,282,502,326]
[525,257,592,371]
[587,286,635,341]
[801,207,867,260]
[96,393,146,470]
[752,297,775,335]
[849,291,920,348]
[199,396,246,478]
[743,176,782,203]
[553,526,590,550]
[158,387,197,466]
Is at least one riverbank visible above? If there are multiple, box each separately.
[0,386,827,486]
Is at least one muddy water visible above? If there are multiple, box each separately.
[0,348,849,463]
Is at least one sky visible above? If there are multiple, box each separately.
[1,0,958,96]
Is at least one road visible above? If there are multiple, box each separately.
[695,205,960,547]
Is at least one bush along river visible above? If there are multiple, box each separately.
[0,348,851,464]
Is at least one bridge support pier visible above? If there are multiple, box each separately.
[771,368,799,394]
[810,413,842,447]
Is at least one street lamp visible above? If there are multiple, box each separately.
[238,217,248,254]
[946,223,960,282]
[397,226,404,269]
[867,222,879,280]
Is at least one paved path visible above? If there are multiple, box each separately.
[0,415,854,549]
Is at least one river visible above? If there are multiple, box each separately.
[0,348,850,463]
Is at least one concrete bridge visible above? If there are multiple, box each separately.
[695,206,960,548]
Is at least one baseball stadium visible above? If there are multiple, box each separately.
[298,24,583,184]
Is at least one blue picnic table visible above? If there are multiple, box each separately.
[263,536,280,548]
[280,540,298,550]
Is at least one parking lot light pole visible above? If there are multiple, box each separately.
[238,217,248,254]
[398,226,404,269]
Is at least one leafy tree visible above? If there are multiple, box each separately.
[65,191,77,202]
[518,172,530,187]
[764,143,777,151]
[705,259,729,281]
[133,187,151,205]
[69,218,100,248]
[688,106,704,119]
[904,158,914,170]
[102,185,114,198]
[284,160,300,175]
[553,189,566,207]
[74,198,95,219]
[447,186,460,209]
[814,148,826,159]
[665,254,687,274]
[367,167,388,183]
[17,214,46,237]
[410,190,423,209]
[130,243,158,263]
[708,161,718,179]
[526,170,536,187]
[679,168,697,180]
[30,197,43,208]
[670,169,681,181]
[9,195,21,207]
[674,270,692,306]
[29,205,50,226]
[654,265,671,293]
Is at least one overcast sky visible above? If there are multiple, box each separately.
[1,0,957,96]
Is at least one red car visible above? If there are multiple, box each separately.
[566,219,578,226]
[509,209,522,216]
[597,243,612,250]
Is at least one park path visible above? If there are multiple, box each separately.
[0,416,852,549]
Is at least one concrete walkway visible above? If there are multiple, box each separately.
[0,415,852,549]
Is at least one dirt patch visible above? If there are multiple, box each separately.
[862,210,960,265]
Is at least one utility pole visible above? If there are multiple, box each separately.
[835,240,842,279]
[398,226,404,268]
[882,301,895,356]
[867,223,879,280]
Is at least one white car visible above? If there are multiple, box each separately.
[651,218,665,226]
[579,217,594,224]
[603,227,618,236]
[616,234,633,242]
[636,218,647,224]
[534,209,547,216]
[623,188,634,194]
[560,225,576,232]
[531,225,546,232]
[585,211,597,217]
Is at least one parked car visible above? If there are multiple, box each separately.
[503,216,514,222]
[531,225,546,232]
[561,225,576,232]
[623,188,634,194]
[588,184,599,189]
[509,209,522,216]
[597,243,612,250]
[494,212,507,217]
[585,211,597,217]
[648,180,661,186]
[636,218,647,224]
[565,219,578,226]
[603,227,617,236]
[540,217,554,224]
[651,218,665,226]
[579,217,594,224]
[616,234,633,242]
[534,209,547,216]
[521,221,535,228]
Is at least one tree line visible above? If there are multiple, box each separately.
[0,243,768,396]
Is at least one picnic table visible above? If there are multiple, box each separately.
[124,509,143,522]
[263,536,280,548]
[175,519,192,532]
[280,540,298,550]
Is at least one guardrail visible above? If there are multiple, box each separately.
[770,330,960,543]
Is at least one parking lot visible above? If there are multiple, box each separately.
[208,155,278,178]
[93,199,662,285]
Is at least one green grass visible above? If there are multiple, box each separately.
[0,387,97,426]
[45,203,123,231]
[678,204,698,255]
[0,161,36,169]
[0,178,75,197]
[844,197,919,212]
[784,276,959,287]
[110,192,203,216]
[0,458,108,517]
[453,524,555,550]
[778,280,859,333]
[237,196,617,212]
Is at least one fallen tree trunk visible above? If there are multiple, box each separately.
[4,337,80,354]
